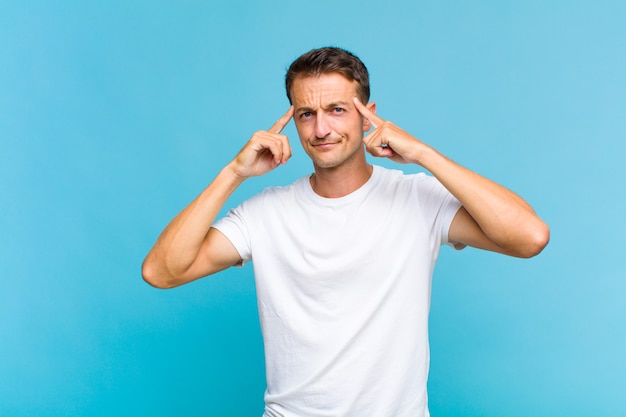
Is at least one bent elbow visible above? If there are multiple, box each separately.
[141,258,176,289]
[518,222,550,258]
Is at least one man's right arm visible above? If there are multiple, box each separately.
[141,107,294,289]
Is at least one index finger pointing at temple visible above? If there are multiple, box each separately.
[268,106,294,134]
[353,97,383,128]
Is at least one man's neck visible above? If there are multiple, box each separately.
[309,162,373,198]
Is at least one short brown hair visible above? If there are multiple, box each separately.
[285,47,370,104]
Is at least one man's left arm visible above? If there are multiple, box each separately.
[354,98,549,258]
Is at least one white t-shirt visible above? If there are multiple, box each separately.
[213,165,462,417]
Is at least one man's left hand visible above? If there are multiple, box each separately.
[353,97,428,165]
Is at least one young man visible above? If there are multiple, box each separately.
[142,47,549,417]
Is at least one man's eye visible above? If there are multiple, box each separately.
[300,112,312,118]
[333,108,344,113]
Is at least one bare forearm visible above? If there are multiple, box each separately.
[142,107,294,288]
[142,164,244,284]
[416,145,549,256]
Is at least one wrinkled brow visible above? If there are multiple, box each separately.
[296,100,352,113]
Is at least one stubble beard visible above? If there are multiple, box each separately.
[308,141,366,171]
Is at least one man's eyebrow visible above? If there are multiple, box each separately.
[295,101,351,113]
[323,101,351,109]
[295,105,314,113]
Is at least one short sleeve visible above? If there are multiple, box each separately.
[212,204,253,263]
[413,173,463,247]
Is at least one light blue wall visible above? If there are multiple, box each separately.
[2,1,625,416]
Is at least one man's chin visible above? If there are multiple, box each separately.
[312,160,340,170]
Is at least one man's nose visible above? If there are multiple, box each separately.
[314,113,331,139]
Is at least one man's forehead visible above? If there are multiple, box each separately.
[291,73,359,106]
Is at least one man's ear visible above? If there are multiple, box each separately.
[362,101,377,132]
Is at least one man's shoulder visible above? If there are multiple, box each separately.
[373,164,429,185]
[242,175,310,207]
[260,174,309,196]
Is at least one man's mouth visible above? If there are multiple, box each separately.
[312,141,339,149]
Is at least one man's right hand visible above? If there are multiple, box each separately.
[229,106,294,179]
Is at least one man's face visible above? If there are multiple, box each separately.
[291,73,375,170]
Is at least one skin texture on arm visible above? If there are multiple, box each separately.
[353,98,549,258]
[142,107,294,288]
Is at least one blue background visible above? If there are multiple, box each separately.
[2,1,625,416]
